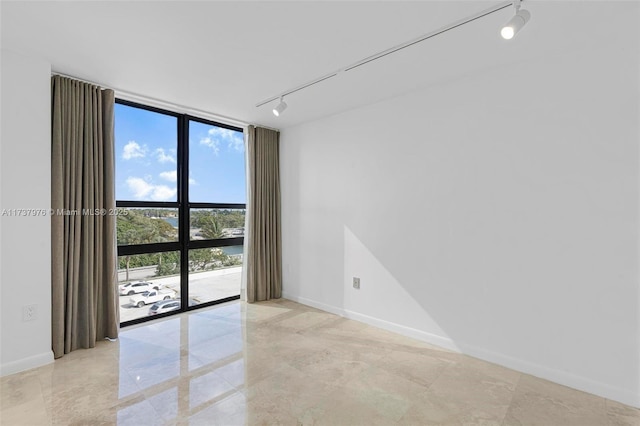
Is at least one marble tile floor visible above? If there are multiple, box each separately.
[1,299,638,425]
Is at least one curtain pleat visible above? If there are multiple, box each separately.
[246,126,282,302]
[51,75,119,358]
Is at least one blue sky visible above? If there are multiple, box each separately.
[115,103,246,203]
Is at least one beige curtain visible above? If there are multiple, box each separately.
[51,75,119,358]
[246,126,282,302]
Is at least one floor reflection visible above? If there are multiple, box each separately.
[118,318,181,397]
[4,299,626,425]
[117,302,246,425]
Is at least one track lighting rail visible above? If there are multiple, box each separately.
[257,0,526,114]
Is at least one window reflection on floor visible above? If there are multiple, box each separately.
[189,313,243,372]
[116,303,245,424]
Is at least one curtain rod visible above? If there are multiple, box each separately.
[51,71,279,132]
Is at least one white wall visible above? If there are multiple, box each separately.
[280,14,640,408]
[0,49,54,375]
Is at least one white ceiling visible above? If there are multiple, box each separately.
[0,1,634,129]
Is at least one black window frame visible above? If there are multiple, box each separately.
[115,99,245,327]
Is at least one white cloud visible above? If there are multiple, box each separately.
[122,141,146,160]
[155,148,176,164]
[228,136,244,153]
[126,177,176,201]
[200,127,244,155]
[199,136,220,156]
[151,185,177,201]
[159,170,196,185]
[208,127,236,140]
[159,170,177,182]
[126,177,153,198]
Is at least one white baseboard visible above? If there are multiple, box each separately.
[283,293,461,352]
[455,340,640,409]
[0,350,54,377]
[282,292,640,409]
[282,292,345,317]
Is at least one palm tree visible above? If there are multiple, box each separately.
[200,215,224,239]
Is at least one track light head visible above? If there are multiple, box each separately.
[501,8,530,40]
[272,97,287,117]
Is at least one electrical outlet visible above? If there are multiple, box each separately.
[22,304,37,322]
[353,277,360,289]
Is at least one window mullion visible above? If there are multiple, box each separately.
[178,114,189,313]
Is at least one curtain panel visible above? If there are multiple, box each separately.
[51,75,118,358]
[246,126,282,302]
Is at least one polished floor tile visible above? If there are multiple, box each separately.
[1,299,638,425]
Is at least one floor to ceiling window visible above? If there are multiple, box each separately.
[114,100,246,326]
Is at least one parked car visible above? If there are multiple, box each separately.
[130,289,177,308]
[148,299,181,316]
[119,281,158,296]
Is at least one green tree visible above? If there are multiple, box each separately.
[200,215,224,239]
[191,209,245,236]
[117,209,178,281]
[189,249,213,271]
[156,251,180,276]
[218,210,246,229]
[211,248,242,267]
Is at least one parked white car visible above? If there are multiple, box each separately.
[119,281,158,296]
[130,289,177,308]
